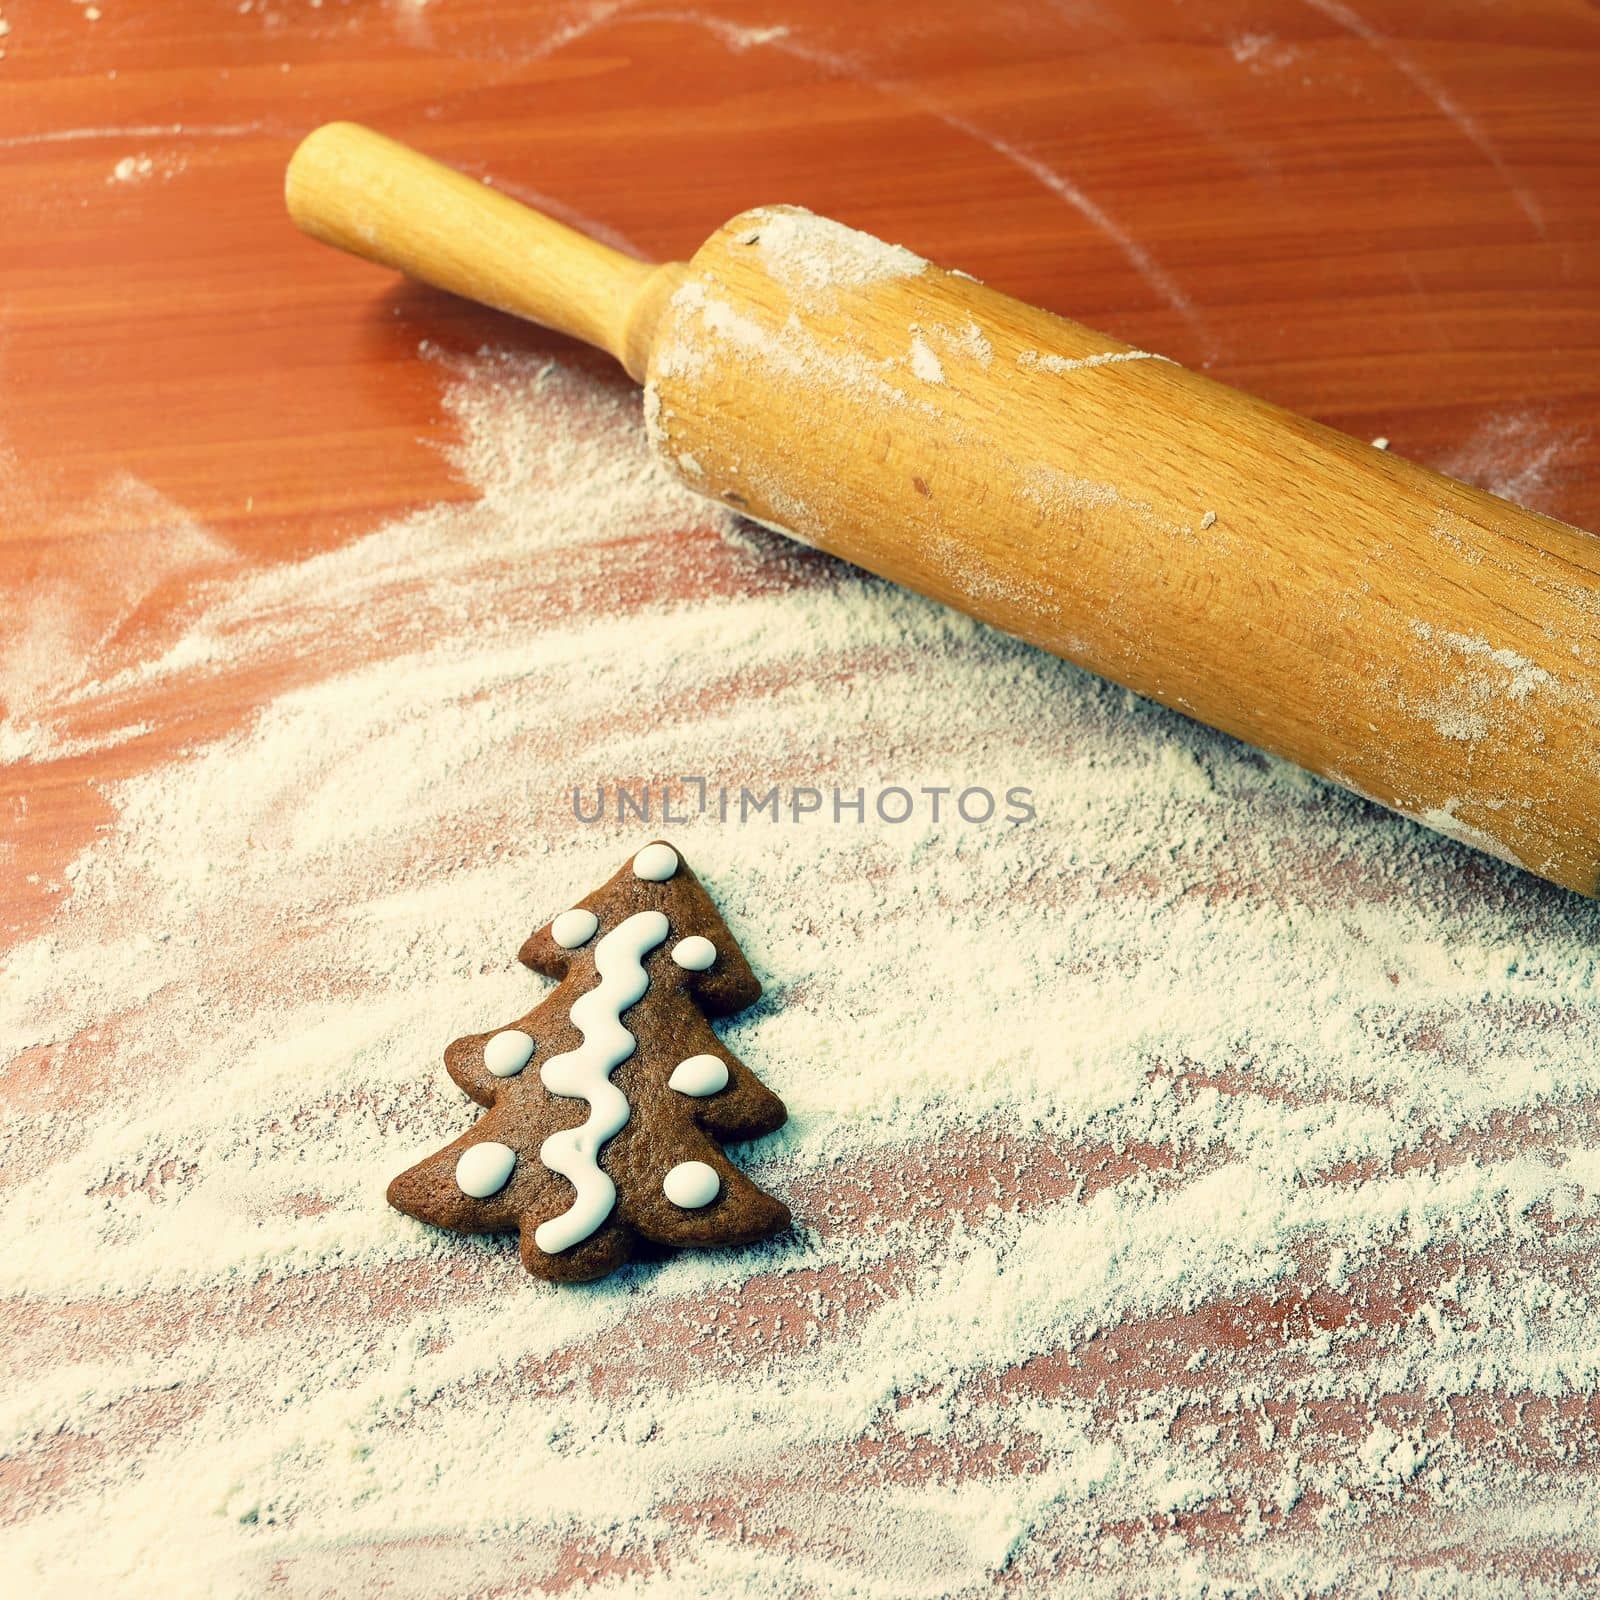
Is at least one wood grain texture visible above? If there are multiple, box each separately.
[3,1,1600,1588]
[650,205,1600,892]
[4,0,1598,942]
[285,120,682,376]
[278,117,1600,891]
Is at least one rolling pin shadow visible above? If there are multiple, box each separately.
[286,122,1600,897]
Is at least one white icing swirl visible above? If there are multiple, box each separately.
[533,910,670,1254]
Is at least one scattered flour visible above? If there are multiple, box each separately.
[0,472,231,761]
[1017,348,1167,374]
[109,154,157,184]
[1410,622,1552,704]
[1405,620,1560,746]
[1022,464,1122,515]
[741,205,928,297]
[908,330,944,384]
[650,280,912,502]
[1417,801,1528,870]
[711,21,790,53]
[5,350,1600,1597]
[1229,31,1300,73]
[1437,410,1585,514]
[951,319,994,368]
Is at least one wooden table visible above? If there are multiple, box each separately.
[5,0,1597,942]
[4,1,1599,1590]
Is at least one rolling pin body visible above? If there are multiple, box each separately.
[287,125,1600,895]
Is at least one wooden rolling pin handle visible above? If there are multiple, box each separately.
[285,122,683,380]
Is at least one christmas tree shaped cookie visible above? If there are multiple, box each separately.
[388,841,790,1282]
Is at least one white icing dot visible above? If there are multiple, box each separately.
[667,1054,729,1096]
[632,842,680,881]
[483,1029,534,1078]
[663,1160,721,1209]
[551,908,598,949]
[671,936,716,971]
[455,1142,517,1198]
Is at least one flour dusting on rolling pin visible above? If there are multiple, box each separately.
[285,123,1600,895]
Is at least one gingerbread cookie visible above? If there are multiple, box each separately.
[387,841,791,1282]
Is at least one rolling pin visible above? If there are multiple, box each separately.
[286,122,1600,896]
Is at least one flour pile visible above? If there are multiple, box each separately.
[5,350,1600,1597]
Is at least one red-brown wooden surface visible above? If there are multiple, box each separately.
[5,0,1597,941]
[4,0,1599,1589]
